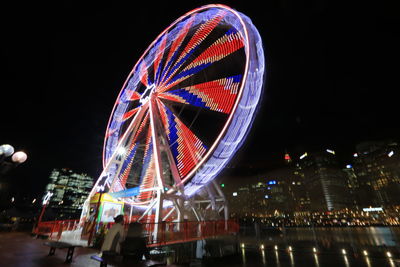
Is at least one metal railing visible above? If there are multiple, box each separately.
[33,219,81,240]
[34,219,239,246]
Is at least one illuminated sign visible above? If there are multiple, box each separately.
[362,207,383,212]
[388,151,394,157]
[326,149,335,155]
[232,192,238,196]
[299,152,308,159]
[268,180,277,185]
[42,191,53,205]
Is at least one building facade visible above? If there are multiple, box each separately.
[44,168,93,219]
[353,141,400,208]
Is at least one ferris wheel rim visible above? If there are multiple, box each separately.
[102,4,250,170]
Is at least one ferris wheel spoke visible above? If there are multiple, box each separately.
[153,35,168,84]
[158,15,196,86]
[138,60,151,87]
[157,74,242,114]
[160,11,226,87]
[159,28,244,94]
[121,107,140,122]
[155,100,207,179]
[136,126,156,202]
[153,98,184,186]
[118,141,139,188]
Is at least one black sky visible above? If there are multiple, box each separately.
[1,0,399,198]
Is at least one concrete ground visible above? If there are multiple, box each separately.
[0,232,399,267]
[0,232,177,267]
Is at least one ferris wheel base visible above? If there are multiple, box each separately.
[80,181,229,245]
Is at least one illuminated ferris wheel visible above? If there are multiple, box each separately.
[88,4,264,220]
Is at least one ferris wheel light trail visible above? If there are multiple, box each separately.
[89,4,265,205]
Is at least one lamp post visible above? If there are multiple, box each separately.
[0,144,15,164]
[0,144,28,180]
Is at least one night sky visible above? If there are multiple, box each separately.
[1,1,399,198]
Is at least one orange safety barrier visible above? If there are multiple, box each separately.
[34,219,81,240]
[34,219,239,246]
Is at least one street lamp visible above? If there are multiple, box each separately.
[0,144,14,157]
[11,151,28,164]
[0,145,28,180]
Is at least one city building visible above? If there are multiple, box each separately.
[353,140,400,208]
[43,168,94,219]
[297,150,352,211]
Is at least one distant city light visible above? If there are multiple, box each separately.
[342,249,346,255]
[363,207,383,212]
[353,153,358,157]
[346,164,352,169]
[32,199,36,204]
[241,243,245,248]
[221,183,225,188]
[326,149,335,155]
[233,192,238,196]
[274,245,278,250]
[288,246,292,251]
[268,180,277,185]
[284,153,291,162]
[42,191,53,205]
[363,250,368,256]
[388,151,394,157]
[265,195,269,199]
[260,244,264,249]
[313,247,317,253]
[386,251,392,258]
[299,152,308,159]
[11,197,14,203]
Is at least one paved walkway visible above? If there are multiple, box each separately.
[0,232,103,266]
[1,232,399,267]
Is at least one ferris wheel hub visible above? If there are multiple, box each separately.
[139,84,156,104]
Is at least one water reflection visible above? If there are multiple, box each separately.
[275,250,280,267]
[343,255,350,267]
[289,251,294,267]
[278,227,400,247]
[261,250,266,265]
[313,253,320,267]
[364,256,371,267]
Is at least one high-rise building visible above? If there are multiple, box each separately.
[44,168,94,218]
[297,150,352,211]
[353,141,400,207]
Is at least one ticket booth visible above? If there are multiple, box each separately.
[81,193,124,243]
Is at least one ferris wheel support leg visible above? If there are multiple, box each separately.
[137,198,158,222]
[212,180,229,227]
[162,206,176,221]
[153,189,163,242]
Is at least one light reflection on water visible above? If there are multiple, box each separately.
[289,251,295,267]
[238,246,397,267]
[274,250,280,267]
[365,256,371,267]
[343,255,350,267]
[242,226,400,247]
[313,253,320,267]
[261,250,266,265]
[285,227,399,247]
